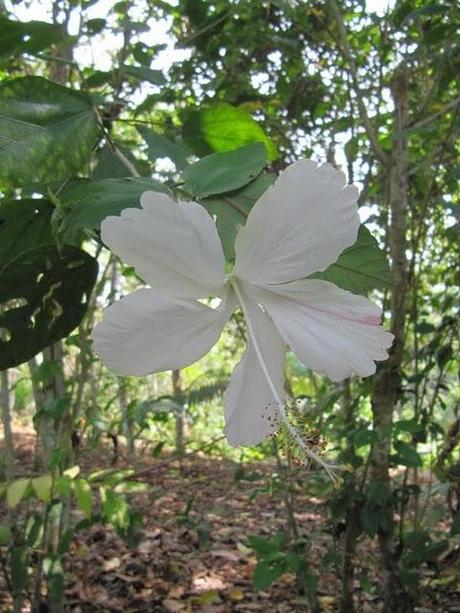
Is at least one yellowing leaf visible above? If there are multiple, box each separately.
[196,590,220,605]
[63,465,80,479]
[7,478,30,508]
[31,474,53,502]
[319,596,336,612]
[229,588,245,601]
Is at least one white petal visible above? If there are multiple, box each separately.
[254,279,394,382]
[224,283,285,446]
[101,192,225,299]
[233,160,360,284]
[92,288,234,376]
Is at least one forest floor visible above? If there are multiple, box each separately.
[1,427,460,612]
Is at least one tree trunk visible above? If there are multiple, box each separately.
[370,65,412,613]
[172,369,186,458]
[30,342,70,613]
[339,381,360,613]
[118,377,134,456]
[0,369,22,613]
[1,369,15,481]
[109,259,135,456]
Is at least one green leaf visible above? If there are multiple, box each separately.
[310,225,391,294]
[25,514,43,547]
[54,177,170,244]
[393,419,424,435]
[38,396,71,421]
[247,532,288,555]
[183,102,277,161]
[0,16,66,59]
[45,556,65,604]
[31,359,61,385]
[100,487,130,531]
[58,529,74,555]
[393,440,422,468]
[202,172,275,260]
[86,18,106,35]
[137,126,190,170]
[55,475,72,498]
[252,560,286,590]
[286,552,301,572]
[91,144,137,179]
[31,474,53,502]
[7,478,30,508]
[353,428,378,448]
[182,143,267,198]
[11,546,28,596]
[0,201,98,368]
[0,524,12,545]
[85,70,114,88]
[122,65,166,86]
[74,479,92,518]
[0,76,99,185]
[0,199,54,273]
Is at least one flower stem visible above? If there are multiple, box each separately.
[230,278,339,480]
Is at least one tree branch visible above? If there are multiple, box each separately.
[408,95,460,130]
[327,0,390,167]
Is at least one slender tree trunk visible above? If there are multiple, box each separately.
[172,369,186,458]
[118,377,134,456]
[30,342,70,613]
[370,65,412,613]
[0,369,22,613]
[39,343,66,466]
[109,259,135,456]
[1,369,15,480]
[339,381,360,613]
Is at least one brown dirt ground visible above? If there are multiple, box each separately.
[1,427,460,612]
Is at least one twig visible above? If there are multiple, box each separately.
[93,106,141,178]
[408,96,460,130]
[180,10,232,45]
[327,0,390,167]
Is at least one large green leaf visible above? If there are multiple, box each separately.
[310,225,391,294]
[0,76,99,185]
[0,199,98,369]
[137,126,190,170]
[0,199,54,274]
[182,102,278,161]
[0,245,98,369]
[0,16,66,58]
[54,177,170,244]
[200,172,275,260]
[182,143,267,198]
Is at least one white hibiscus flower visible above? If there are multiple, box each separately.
[92,160,393,471]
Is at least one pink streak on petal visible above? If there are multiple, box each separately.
[294,299,382,326]
[361,315,381,325]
